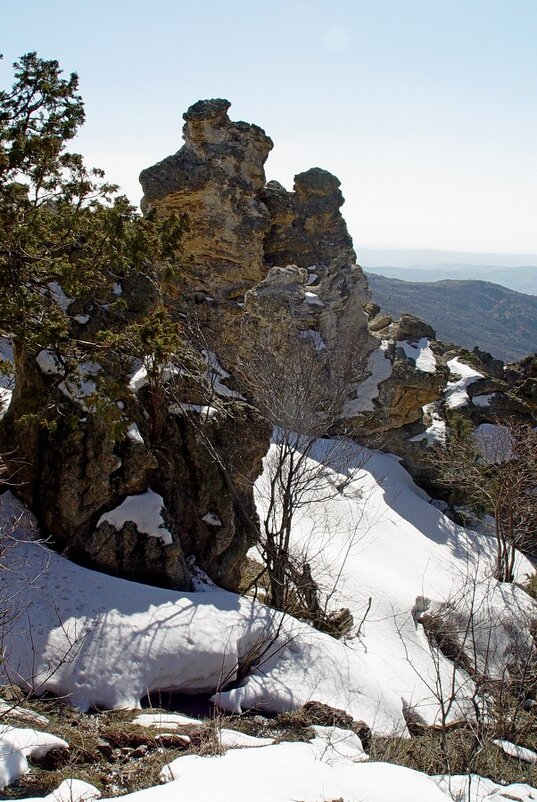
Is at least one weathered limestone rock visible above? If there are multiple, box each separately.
[0,335,268,590]
[151,402,269,590]
[390,313,436,342]
[141,101,375,422]
[260,169,372,356]
[87,520,190,589]
[352,340,448,437]
[140,99,273,302]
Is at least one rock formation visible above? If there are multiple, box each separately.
[140,100,375,403]
[140,99,273,302]
[2,97,535,593]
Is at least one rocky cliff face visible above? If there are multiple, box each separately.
[0,335,268,590]
[140,100,374,401]
[140,99,273,302]
[4,97,533,594]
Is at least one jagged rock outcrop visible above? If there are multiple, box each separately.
[151,402,269,589]
[140,98,273,302]
[0,333,268,590]
[140,101,374,390]
[7,95,533,595]
[255,169,372,361]
[262,169,356,270]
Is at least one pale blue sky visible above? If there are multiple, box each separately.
[2,0,537,254]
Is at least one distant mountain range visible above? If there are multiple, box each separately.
[366,274,537,363]
[363,264,537,296]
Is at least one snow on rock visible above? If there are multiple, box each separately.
[202,512,223,527]
[59,363,101,407]
[128,363,148,392]
[126,422,144,445]
[202,349,245,401]
[493,739,537,764]
[73,314,90,325]
[408,402,446,446]
[343,340,392,415]
[133,713,201,729]
[0,726,68,790]
[97,490,173,545]
[434,773,537,801]
[0,389,12,420]
[445,357,483,409]
[1,434,535,737]
[20,779,101,802]
[128,358,185,394]
[304,291,324,306]
[36,349,63,376]
[169,402,218,419]
[47,282,74,312]
[397,338,436,373]
[310,725,367,764]
[300,329,327,351]
[218,729,273,749]
[160,740,451,802]
[0,336,14,368]
[472,393,497,407]
[36,352,101,408]
[0,338,14,419]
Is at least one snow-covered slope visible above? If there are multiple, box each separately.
[0,438,534,738]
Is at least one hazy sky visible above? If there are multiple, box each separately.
[2,0,537,254]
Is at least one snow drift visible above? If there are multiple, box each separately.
[0,437,534,737]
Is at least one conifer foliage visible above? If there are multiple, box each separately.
[0,52,183,359]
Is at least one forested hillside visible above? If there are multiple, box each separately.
[367,273,537,362]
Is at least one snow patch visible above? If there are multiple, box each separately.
[47,281,74,312]
[408,402,446,446]
[128,364,147,392]
[97,490,173,545]
[300,329,327,351]
[474,423,513,464]
[134,713,201,729]
[0,700,48,725]
[202,350,245,400]
[304,291,324,306]
[1,436,534,737]
[472,393,497,407]
[20,779,101,802]
[59,362,101,407]
[128,358,185,393]
[434,773,537,802]
[73,314,90,325]
[0,727,68,790]
[218,730,273,749]
[202,512,223,527]
[160,740,450,801]
[0,339,14,420]
[36,349,63,376]
[126,423,144,445]
[343,340,392,415]
[0,389,12,420]
[169,402,218,419]
[493,739,537,764]
[445,357,483,409]
[397,338,436,373]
